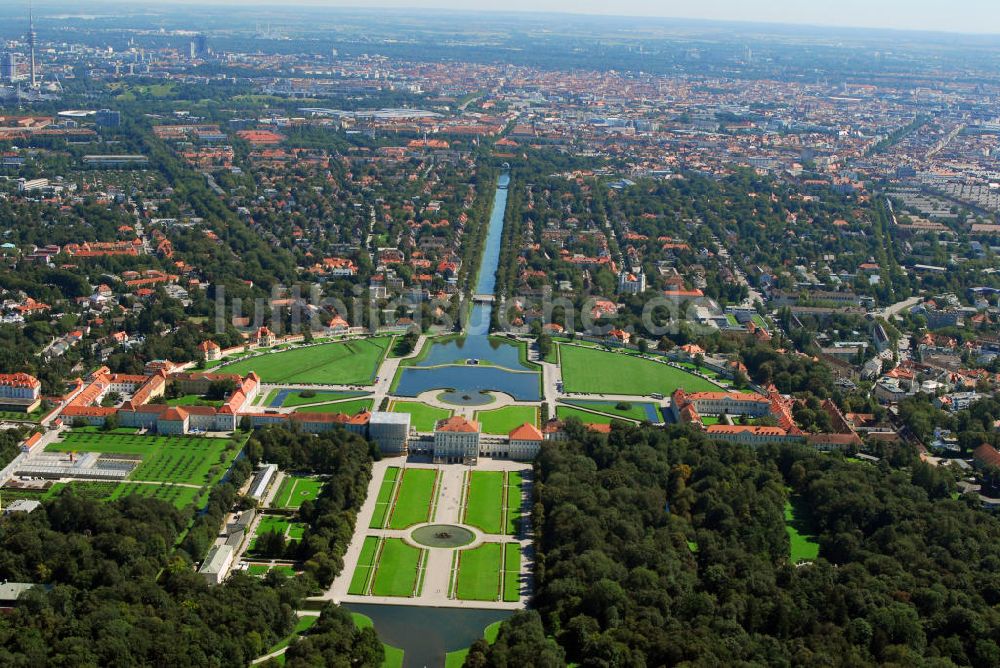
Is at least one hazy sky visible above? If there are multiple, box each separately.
[144,0,1000,35]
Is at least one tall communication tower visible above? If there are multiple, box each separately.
[27,1,37,89]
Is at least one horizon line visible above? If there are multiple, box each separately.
[33,1,1000,40]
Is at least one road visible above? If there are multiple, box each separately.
[371,334,427,410]
[877,295,922,320]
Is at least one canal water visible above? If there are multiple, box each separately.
[346,603,512,668]
[363,173,523,666]
[395,171,541,401]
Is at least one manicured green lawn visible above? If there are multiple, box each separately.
[785,498,819,563]
[389,401,451,432]
[249,515,292,553]
[280,390,365,408]
[215,337,391,385]
[371,538,423,597]
[503,543,521,602]
[246,564,296,577]
[464,470,504,534]
[255,515,290,535]
[293,398,373,415]
[273,475,324,509]
[701,416,722,426]
[164,394,224,407]
[348,536,381,595]
[555,406,620,425]
[559,345,720,395]
[444,621,503,668]
[48,432,238,487]
[505,472,523,536]
[455,542,502,601]
[370,467,400,529]
[562,400,658,422]
[351,613,405,668]
[474,405,538,435]
[387,468,438,529]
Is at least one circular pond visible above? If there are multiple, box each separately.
[436,390,495,407]
[410,524,476,548]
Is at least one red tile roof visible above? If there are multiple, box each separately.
[509,423,543,441]
[436,416,479,433]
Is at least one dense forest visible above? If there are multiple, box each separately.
[0,492,302,666]
[471,422,1000,667]
[246,426,377,586]
[0,426,376,667]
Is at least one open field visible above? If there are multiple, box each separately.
[464,470,504,535]
[455,542,502,601]
[293,398,373,415]
[559,345,720,395]
[474,405,538,435]
[47,431,239,487]
[561,399,660,422]
[785,497,820,563]
[503,543,521,602]
[369,467,400,529]
[389,400,451,432]
[370,538,424,597]
[272,475,325,509]
[348,536,381,595]
[215,337,391,385]
[386,468,438,529]
[505,472,523,536]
